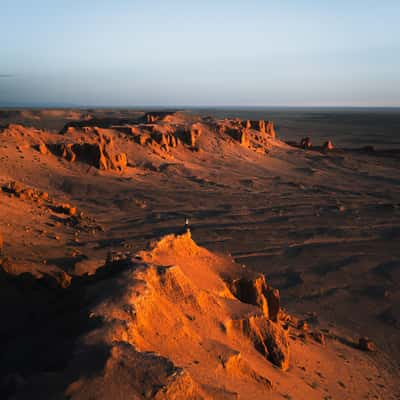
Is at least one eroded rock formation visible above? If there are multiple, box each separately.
[215,118,275,152]
[228,274,280,321]
[186,123,202,149]
[226,316,290,371]
[54,112,279,157]
[56,134,127,171]
[244,120,276,138]
[0,232,293,398]
[2,181,49,202]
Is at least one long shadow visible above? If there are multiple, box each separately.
[0,254,142,398]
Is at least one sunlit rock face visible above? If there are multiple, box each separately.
[55,134,127,171]
[245,120,276,138]
[0,232,290,398]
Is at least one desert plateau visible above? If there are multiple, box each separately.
[0,108,399,399]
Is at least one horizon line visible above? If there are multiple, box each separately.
[1,104,400,110]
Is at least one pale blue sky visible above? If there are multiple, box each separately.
[0,0,399,107]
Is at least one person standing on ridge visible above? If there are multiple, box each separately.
[184,217,190,233]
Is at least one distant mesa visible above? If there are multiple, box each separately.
[0,112,279,168]
[57,112,278,156]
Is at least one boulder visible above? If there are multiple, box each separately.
[300,137,312,149]
[358,337,375,351]
[52,203,77,216]
[323,140,334,151]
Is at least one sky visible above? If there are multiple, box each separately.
[0,0,399,107]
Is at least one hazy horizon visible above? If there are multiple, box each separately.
[1,0,399,107]
[1,105,400,111]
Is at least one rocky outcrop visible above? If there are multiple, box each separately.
[219,352,272,389]
[36,142,48,155]
[244,120,276,138]
[56,113,279,157]
[56,135,127,171]
[127,123,202,151]
[239,129,250,147]
[300,137,312,149]
[78,233,291,395]
[151,131,179,148]
[50,203,78,216]
[226,316,290,371]
[64,344,208,400]
[187,124,202,149]
[59,143,76,162]
[323,140,334,151]
[3,231,352,398]
[311,330,326,345]
[228,274,280,321]
[2,181,49,202]
[144,111,176,124]
[220,123,250,148]
[216,118,276,152]
[142,123,202,150]
[358,337,375,351]
[265,121,276,138]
